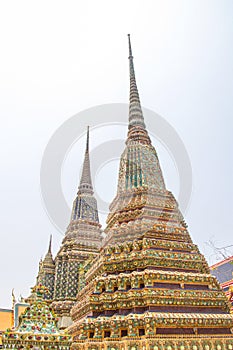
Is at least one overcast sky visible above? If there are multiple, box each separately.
[1,0,233,308]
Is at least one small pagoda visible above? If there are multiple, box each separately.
[2,285,71,350]
[35,235,55,301]
[69,35,233,350]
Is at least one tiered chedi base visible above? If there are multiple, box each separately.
[51,219,101,329]
[69,229,233,349]
[104,186,187,246]
[51,222,101,328]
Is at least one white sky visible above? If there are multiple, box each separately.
[1,0,233,308]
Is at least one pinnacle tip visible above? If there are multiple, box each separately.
[85,125,90,153]
[48,234,52,252]
[128,34,133,58]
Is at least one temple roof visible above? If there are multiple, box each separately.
[210,256,233,284]
[2,285,71,349]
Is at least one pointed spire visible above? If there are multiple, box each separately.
[69,126,100,225]
[78,126,93,194]
[48,234,52,254]
[43,235,54,266]
[128,34,146,130]
[86,124,89,152]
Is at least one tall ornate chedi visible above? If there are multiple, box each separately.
[69,35,233,349]
[51,127,102,328]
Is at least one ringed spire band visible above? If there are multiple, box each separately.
[128,34,146,131]
[78,126,93,194]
